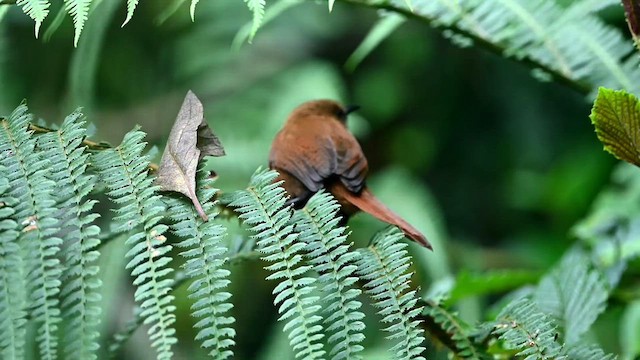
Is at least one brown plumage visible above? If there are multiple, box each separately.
[269,99,432,250]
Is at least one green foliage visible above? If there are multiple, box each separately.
[166,168,235,359]
[228,168,326,359]
[534,250,608,345]
[37,112,102,359]
[357,227,426,360]
[293,190,366,360]
[423,297,489,359]
[491,297,563,360]
[0,104,63,360]
[94,129,177,359]
[16,0,50,37]
[64,0,91,46]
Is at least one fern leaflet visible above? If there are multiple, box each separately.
[228,168,325,359]
[0,171,27,360]
[424,297,489,359]
[167,168,235,359]
[38,112,102,360]
[16,0,50,37]
[94,128,176,359]
[244,0,266,42]
[491,297,563,360]
[534,249,608,345]
[0,105,63,360]
[293,191,365,360]
[357,227,426,360]
[122,0,139,26]
[64,0,91,46]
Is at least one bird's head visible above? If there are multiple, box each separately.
[291,99,360,123]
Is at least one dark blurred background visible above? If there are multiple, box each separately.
[0,1,625,358]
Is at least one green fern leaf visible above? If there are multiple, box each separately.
[405,0,635,95]
[37,111,102,360]
[17,0,50,38]
[293,191,366,360]
[491,297,563,360]
[190,0,199,21]
[122,0,139,26]
[64,0,92,46]
[167,168,235,359]
[566,344,616,360]
[243,0,266,42]
[534,250,608,345]
[0,104,63,360]
[424,297,489,359]
[0,172,27,360]
[94,128,176,359]
[228,168,326,359]
[357,227,426,360]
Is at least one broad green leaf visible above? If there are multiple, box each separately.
[156,91,225,222]
[590,87,640,166]
[446,269,540,304]
[621,300,640,359]
[534,250,608,344]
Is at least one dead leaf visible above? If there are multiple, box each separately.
[156,90,225,221]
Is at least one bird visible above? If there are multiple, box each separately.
[268,99,432,249]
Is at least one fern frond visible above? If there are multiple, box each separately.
[0,105,63,360]
[357,227,426,360]
[228,168,325,359]
[293,191,365,360]
[37,111,102,360]
[491,297,563,360]
[16,0,50,38]
[64,0,92,46]
[243,0,266,42]
[94,128,176,359]
[534,250,608,345]
[424,297,489,359]
[566,344,617,360]
[122,0,139,26]
[0,173,27,360]
[404,0,634,95]
[167,168,235,359]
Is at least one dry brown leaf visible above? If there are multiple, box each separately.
[156,90,225,221]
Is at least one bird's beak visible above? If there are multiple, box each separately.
[344,104,360,115]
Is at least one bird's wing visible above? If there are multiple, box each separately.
[333,131,368,193]
[269,120,367,193]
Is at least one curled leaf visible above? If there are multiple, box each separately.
[156,90,225,221]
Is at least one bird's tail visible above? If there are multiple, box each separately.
[329,183,432,250]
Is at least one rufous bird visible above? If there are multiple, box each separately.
[269,99,432,249]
